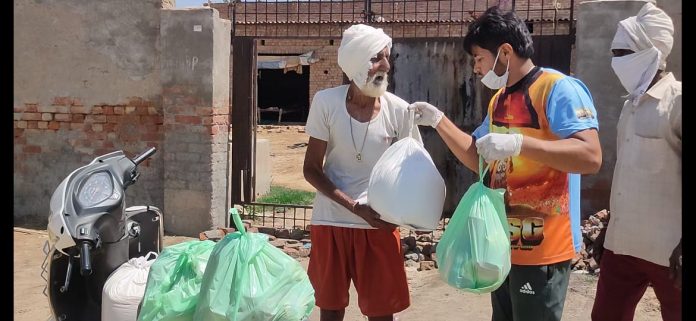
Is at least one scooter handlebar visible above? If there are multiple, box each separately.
[79,241,93,276]
[132,147,157,166]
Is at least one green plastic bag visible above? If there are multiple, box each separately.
[193,208,315,321]
[437,157,511,293]
[137,240,216,321]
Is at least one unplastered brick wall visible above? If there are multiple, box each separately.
[258,38,344,102]
[13,97,165,225]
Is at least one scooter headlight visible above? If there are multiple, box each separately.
[77,172,113,207]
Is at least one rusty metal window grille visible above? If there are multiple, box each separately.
[224,0,575,38]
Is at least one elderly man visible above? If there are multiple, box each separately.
[303,24,421,321]
[591,3,681,321]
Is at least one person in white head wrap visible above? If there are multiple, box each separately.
[302,24,421,321]
[610,1,674,105]
[338,24,393,97]
[592,3,682,321]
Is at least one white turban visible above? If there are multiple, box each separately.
[337,24,392,87]
[611,2,674,69]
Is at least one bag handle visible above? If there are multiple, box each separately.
[478,156,491,183]
[408,107,415,139]
[230,207,246,235]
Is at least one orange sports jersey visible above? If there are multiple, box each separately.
[481,67,597,265]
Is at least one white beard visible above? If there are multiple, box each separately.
[358,71,389,97]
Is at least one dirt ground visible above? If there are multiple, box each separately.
[14,127,664,321]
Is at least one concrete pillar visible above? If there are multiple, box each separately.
[160,8,231,236]
[575,0,680,215]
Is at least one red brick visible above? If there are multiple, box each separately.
[147,107,159,115]
[142,133,160,141]
[54,114,71,122]
[92,124,103,132]
[70,106,88,114]
[22,113,42,121]
[72,114,85,122]
[60,122,71,130]
[55,106,70,114]
[24,145,41,153]
[92,106,103,114]
[37,105,57,113]
[125,106,137,114]
[52,97,72,106]
[103,106,114,115]
[70,123,84,130]
[103,123,117,132]
[175,115,201,125]
[24,104,38,112]
[85,115,107,123]
[71,98,83,106]
[107,115,120,123]
[15,120,27,129]
[14,106,24,113]
[146,124,160,133]
[201,116,213,125]
[48,122,61,130]
[213,115,229,124]
[114,107,125,115]
[103,141,115,149]
[41,113,53,121]
[14,128,24,137]
[196,108,213,116]
[27,121,38,129]
[140,115,158,125]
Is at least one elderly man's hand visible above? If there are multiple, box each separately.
[353,203,398,230]
[408,102,444,128]
[475,133,524,162]
[669,239,682,290]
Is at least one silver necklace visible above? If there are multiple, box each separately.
[349,112,370,162]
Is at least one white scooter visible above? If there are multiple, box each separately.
[42,147,164,321]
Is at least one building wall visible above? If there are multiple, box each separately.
[14,0,165,224]
[15,1,232,237]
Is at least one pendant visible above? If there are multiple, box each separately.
[356,153,362,161]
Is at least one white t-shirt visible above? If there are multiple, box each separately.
[305,85,423,229]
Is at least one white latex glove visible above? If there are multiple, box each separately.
[475,133,524,162]
[408,102,444,128]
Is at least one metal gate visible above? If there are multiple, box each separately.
[227,0,576,226]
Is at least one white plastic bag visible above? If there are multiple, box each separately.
[367,110,446,230]
[102,252,158,321]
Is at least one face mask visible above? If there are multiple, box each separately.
[611,47,660,105]
[481,48,510,90]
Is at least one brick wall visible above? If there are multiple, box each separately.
[258,38,344,101]
[13,97,164,226]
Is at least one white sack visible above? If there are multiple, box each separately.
[102,252,158,321]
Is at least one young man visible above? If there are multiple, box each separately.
[303,24,422,321]
[409,6,601,321]
[591,3,681,321]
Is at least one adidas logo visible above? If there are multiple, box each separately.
[519,282,535,295]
